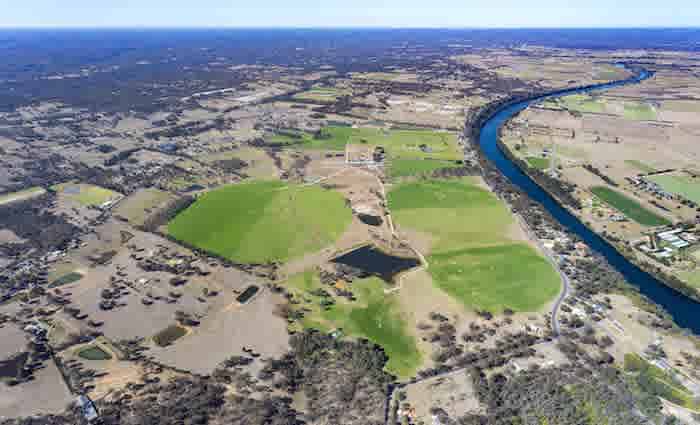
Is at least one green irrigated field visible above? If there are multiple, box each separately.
[51,182,122,207]
[310,126,461,160]
[623,102,657,121]
[285,272,421,378]
[526,156,550,170]
[388,159,461,178]
[590,186,670,227]
[647,173,700,204]
[168,181,352,264]
[388,178,560,313]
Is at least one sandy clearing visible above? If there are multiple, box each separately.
[0,360,73,419]
[404,369,481,423]
[148,289,289,375]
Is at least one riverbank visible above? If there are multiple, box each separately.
[495,133,700,305]
[462,67,700,334]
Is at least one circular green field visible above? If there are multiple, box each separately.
[168,181,352,264]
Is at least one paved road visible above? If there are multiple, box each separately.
[550,260,571,336]
[514,214,570,336]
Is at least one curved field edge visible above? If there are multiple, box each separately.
[388,178,561,313]
[167,180,352,264]
[284,272,421,379]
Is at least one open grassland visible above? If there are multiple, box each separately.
[526,156,550,170]
[0,187,45,205]
[388,159,461,178]
[49,272,83,288]
[590,186,670,227]
[647,173,700,204]
[623,102,657,120]
[389,178,560,313]
[662,100,700,113]
[625,353,700,412]
[77,345,112,361]
[314,126,460,158]
[51,182,121,206]
[267,130,315,146]
[285,271,421,378]
[625,160,658,174]
[114,188,175,225]
[293,87,348,103]
[545,94,606,114]
[168,180,352,264]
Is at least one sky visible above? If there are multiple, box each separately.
[2,0,699,28]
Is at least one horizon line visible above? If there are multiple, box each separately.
[0,25,699,31]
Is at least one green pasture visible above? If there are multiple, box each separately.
[77,345,112,361]
[285,272,421,378]
[168,180,352,264]
[590,186,670,227]
[526,156,550,170]
[647,173,700,204]
[51,182,121,207]
[388,178,560,313]
[388,159,462,178]
[625,160,657,174]
[623,102,657,120]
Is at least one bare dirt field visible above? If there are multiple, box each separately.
[147,287,289,375]
[403,369,482,423]
[0,360,73,420]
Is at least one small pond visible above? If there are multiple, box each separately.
[331,245,420,283]
[237,285,260,303]
[0,352,28,379]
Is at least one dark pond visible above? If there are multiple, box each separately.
[331,245,420,282]
[237,285,260,303]
[0,352,28,379]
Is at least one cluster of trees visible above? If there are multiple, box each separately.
[257,331,393,425]
[582,164,618,187]
[0,194,80,252]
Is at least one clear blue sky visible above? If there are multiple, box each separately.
[2,0,699,28]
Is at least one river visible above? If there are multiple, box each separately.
[478,68,700,334]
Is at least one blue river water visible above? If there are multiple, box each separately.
[479,69,700,334]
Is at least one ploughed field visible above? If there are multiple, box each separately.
[167,180,352,263]
[389,178,561,313]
